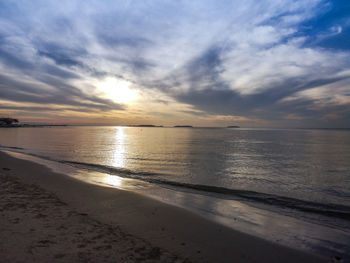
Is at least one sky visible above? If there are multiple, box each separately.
[0,0,350,128]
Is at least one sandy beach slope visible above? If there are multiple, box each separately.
[0,151,327,263]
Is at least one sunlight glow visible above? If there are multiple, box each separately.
[97,77,138,104]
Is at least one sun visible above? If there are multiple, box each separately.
[97,77,138,104]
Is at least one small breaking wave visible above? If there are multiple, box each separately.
[0,145,24,150]
[64,160,350,221]
[2,147,350,221]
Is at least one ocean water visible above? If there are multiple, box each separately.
[1,126,350,261]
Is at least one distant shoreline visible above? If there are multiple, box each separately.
[0,124,68,128]
[2,124,350,130]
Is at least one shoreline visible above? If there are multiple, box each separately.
[0,151,327,262]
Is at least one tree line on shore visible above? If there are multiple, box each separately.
[0,118,19,126]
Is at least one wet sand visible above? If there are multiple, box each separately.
[0,151,327,263]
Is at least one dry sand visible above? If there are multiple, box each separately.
[0,151,328,263]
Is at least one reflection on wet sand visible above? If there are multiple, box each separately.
[104,174,123,188]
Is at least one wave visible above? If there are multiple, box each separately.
[2,147,350,221]
[63,160,350,221]
[0,145,24,150]
[60,160,171,177]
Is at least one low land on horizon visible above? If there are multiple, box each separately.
[2,123,350,130]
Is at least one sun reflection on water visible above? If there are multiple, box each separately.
[104,127,128,188]
[113,127,126,168]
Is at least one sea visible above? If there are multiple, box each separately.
[0,126,349,261]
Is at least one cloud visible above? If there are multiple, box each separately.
[0,0,349,127]
[37,48,84,67]
[0,73,124,111]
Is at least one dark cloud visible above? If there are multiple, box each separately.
[0,48,34,70]
[186,46,224,87]
[175,74,349,119]
[36,41,86,67]
[38,50,82,67]
[0,47,79,80]
[105,55,155,73]
[0,0,350,127]
[0,73,124,112]
[145,45,226,93]
[0,105,115,114]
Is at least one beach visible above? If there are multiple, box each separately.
[0,151,327,263]
[1,0,350,261]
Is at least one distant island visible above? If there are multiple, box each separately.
[174,125,193,128]
[128,125,163,127]
[227,125,240,128]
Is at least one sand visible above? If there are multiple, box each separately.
[0,151,328,263]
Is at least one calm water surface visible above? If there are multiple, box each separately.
[1,126,350,261]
